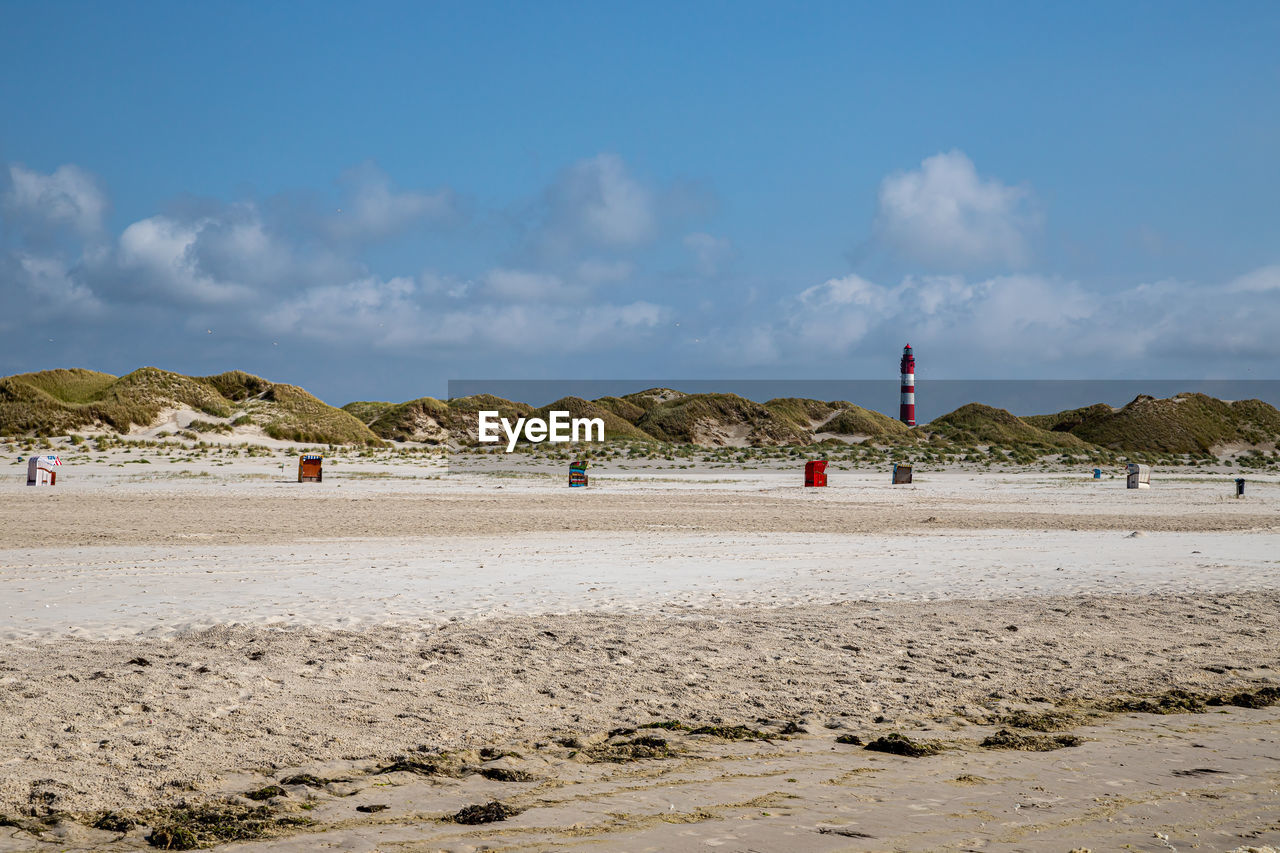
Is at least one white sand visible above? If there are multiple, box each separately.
[1,529,1277,640]
[1,450,1277,849]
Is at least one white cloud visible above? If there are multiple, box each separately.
[113,203,358,306]
[683,232,732,277]
[118,215,255,305]
[874,150,1035,269]
[484,268,582,302]
[327,163,456,242]
[260,275,423,347]
[3,252,102,315]
[534,154,656,259]
[258,271,664,354]
[8,156,1279,380]
[576,258,634,285]
[1228,264,1280,293]
[4,163,108,237]
[715,264,1280,370]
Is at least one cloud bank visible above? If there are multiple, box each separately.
[1,150,1275,395]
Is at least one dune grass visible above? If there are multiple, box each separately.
[0,367,382,445]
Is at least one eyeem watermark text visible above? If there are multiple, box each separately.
[477,410,604,452]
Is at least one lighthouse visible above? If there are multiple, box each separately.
[899,344,916,427]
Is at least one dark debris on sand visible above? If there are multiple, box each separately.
[375,756,470,777]
[981,729,1083,751]
[1104,685,1279,715]
[146,801,309,850]
[635,720,774,740]
[243,785,287,801]
[998,709,1082,732]
[585,734,676,762]
[863,733,945,757]
[447,801,522,825]
[478,766,537,782]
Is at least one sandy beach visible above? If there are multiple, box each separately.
[1,450,1278,851]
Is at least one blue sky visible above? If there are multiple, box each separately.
[2,1,1278,403]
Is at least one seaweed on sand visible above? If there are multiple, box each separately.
[1104,689,1206,714]
[635,720,775,740]
[93,811,138,832]
[863,733,945,757]
[1206,686,1280,709]
[584,735,676,763]
[478,767,536,782]
[981,729,1083,751]
[687,724,772,740]
[998,709,1081,732]
[374,756,470,777]
[279,774,329,788]
[637,720,686,731]
[146,801,308,850]
[1105,686,1279,715]
[242,785,287,801]
[447,801,523,825]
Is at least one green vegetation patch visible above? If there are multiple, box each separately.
[358,397,452,442]
[0,366,382,445]
[635,393,810,446]
[532,396,655,442]
[255,383,382,445]
[1028,393,1280,453]
[9,368,117,403]
[242,785,287,801]
[763,397,842,427]
[592,395,647,422]
[927,403,1088,451]
[764,397,912,440]
[618,388,687,412]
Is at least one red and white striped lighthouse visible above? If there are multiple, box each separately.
[899,344,916,427]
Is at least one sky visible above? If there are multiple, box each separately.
[1,0,1278,404]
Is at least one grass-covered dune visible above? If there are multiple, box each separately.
[8,369,1280,456]
[765,397,912,441]
[1026,393,1280,454]
[1,367,383,445]
[926,403,1091,450]
[532,397,657,443]
[343,395,538,446]
[343,397,453,443]
[634,393,811,446]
